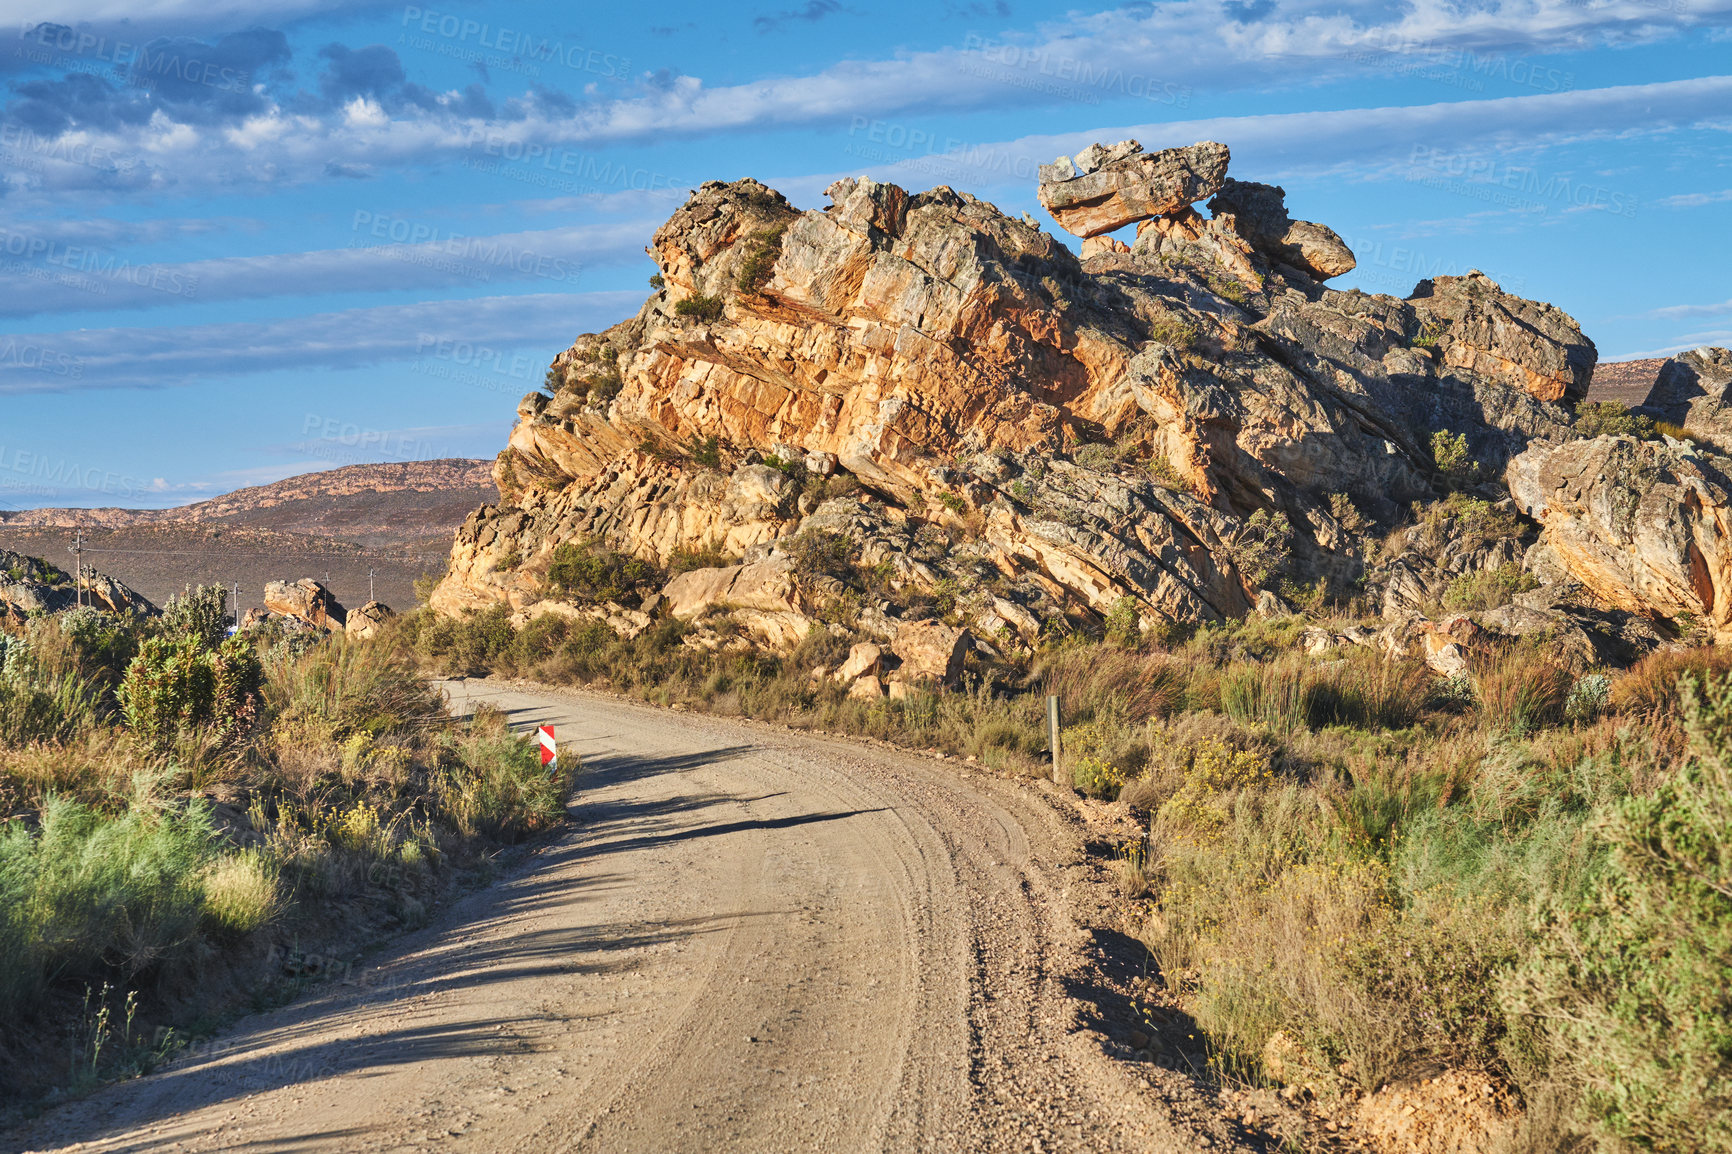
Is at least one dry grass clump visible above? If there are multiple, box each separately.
[1472,644,1573,734]
[1609,644,1732,714]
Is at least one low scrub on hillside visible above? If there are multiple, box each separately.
[401,588,1732,1149]
[0,587,571,1103]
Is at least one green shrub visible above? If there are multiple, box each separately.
[1072,754,1125,800]
[0,632,101,745]
[1507,676,1732,1149]
[691,434,722,468]
[1227,509,1293,591]
[782,529,856,582]
[1411,491,1527,557]
[544,540,662,606]
[1431,429,1478,487]
[1442,564,1539,612]
[438,706,570,841]
[1104,597,1141,647]
[161,584,231,651]
[118,635,262,753]
[674,293,724,322]
[1073,442,1117,470]
[735,225,786,293]
[668,539,736,574]
[1573,401,1655,441]
[267,633,443,744]
[200,850,280,938]
[1149,310,1199,349]
[0,798,219,1022]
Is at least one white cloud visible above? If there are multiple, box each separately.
[0,219,658,318]
[0,290,644,393]
[8,1,343,25]
[814,74,1732,194]
[10,0,1730,195]
[1648,297,1732,318]
[1656,188,1732,206]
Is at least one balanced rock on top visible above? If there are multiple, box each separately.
[1037,140,1230,237]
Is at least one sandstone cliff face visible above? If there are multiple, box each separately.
[433,148,1609,650]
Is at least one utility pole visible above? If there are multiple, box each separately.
[368,568,376,603]
[71,529,83,609]
[231,582,240,632]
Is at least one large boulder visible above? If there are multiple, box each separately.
[1037,140,1230,238]
[0,550,152,619]
[892,620,971,685]
[1408,272,1597,404]
[1207,179,1356,281]
[343,600,395,639]
[264,579,346,632]
[660,557,813,649]
[1509,435,1732,638]
[1640,346,1732,438]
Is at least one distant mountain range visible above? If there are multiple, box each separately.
[0,460,495,613]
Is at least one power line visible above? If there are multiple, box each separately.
[73,547,374,558]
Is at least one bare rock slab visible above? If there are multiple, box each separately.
[1509,435,1732,638]
[1037,140,1230,238]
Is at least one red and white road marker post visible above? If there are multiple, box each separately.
[538,725,558,776]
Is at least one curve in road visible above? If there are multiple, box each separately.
[9,680,1234,1153]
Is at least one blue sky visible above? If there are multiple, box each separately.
[0,0,1727,509]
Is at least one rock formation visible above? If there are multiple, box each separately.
[1037,140,1230,237]
[344,600,395,639]
[264,579,346,632]
[1639,346,1732,437]
[426,141,1732,668]
[0,549,154,623]
[1207,179,1356,281]
[1510,435,1732,640]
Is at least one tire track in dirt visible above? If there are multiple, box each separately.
[7,679,1247,1153]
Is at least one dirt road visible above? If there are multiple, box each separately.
[8,681,1241,1153]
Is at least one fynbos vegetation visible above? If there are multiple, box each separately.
[0,580,570,1103]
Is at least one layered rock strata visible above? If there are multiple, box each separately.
[431,142,1666,659]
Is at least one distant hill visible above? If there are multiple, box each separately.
[0,459,494,552]
[1586,358,1665,407]
[0,460,495,614]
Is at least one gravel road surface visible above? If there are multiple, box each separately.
[8,680,1244,1153]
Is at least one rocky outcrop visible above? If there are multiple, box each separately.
[660,558,812,649]
[343,600,395,639]
[0,549,154,621]
[432,147,1605,651]
[264,579,346,632]
[1640,346,1732,438]
[1207,179,1356,281]
[893,621,972,685]
[1408,272,1596,404]
[1509,435,1732,638]
[1038,141,1230,237]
